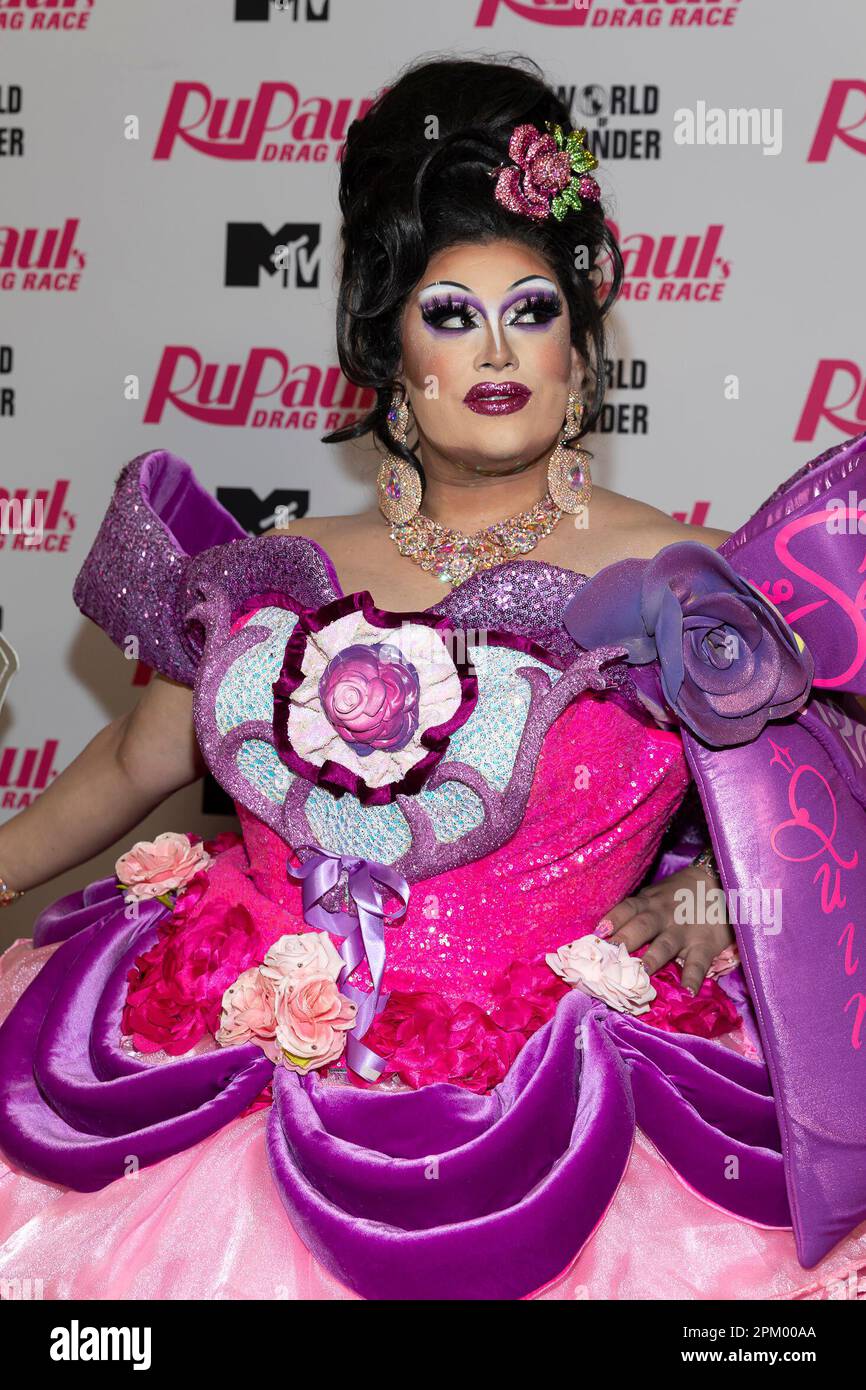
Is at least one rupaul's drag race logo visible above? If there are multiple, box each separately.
[0,0,93,31]
[0,217,85,291]
[143,347,375,432]
[605,219,730,302]
[672,498,712,527]
[795,361,866,443]
[153,82,375,163]
[808,80,866,162]
[0,739,59,810]
[475,0,743,29]
[0,480,75,551]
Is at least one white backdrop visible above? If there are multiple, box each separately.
[2,0,865,944]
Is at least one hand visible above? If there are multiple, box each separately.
[597,864,736,996]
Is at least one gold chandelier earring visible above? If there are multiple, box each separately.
[376,389,422,525]
[547,390,593,514]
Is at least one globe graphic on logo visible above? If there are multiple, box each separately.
[578,85,608,120]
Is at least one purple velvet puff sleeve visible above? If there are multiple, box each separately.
[72,449,247,686]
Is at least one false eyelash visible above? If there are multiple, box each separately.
[507,290,563,323]
[419,294,479,328]
[419,289,564,330]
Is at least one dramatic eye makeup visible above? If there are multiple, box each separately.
[502,286,563,328]
[417,276,563,335]
[418,291,483,332]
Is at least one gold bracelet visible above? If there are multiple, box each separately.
[0,875,24,908]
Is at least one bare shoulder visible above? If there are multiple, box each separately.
[593,485,731,557]
[646,515,731,552]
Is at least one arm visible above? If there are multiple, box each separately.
[0,674,205,894]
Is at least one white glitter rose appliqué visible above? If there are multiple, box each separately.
[272,595,477,805]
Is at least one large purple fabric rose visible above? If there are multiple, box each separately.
[563,541,813,747]
[318,642,420,755]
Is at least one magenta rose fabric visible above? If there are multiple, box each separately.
[318,642,421,754]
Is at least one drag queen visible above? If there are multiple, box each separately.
[1,56,865,1301]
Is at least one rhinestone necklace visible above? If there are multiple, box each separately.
[389,492,563,585]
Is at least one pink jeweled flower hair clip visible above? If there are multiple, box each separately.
[490,121,601,222]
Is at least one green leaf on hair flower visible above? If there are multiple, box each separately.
[552,190,578,221]
[553,182,585,219]
[566,129,599,174]
[546,120,565,148]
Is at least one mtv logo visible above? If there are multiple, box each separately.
[0,633,19,717]
[225,222,321,289]
[215,486,311,534]
[234,0,329,20]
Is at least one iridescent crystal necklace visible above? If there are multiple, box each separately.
[389,492,563,585]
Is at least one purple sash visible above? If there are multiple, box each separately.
[689,431,866,1265]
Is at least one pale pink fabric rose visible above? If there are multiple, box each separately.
[273,973,357,1071]
[115,832,213,901]
[546,935,656,1015]
[216,967,280,1061]
[261,931,343,985]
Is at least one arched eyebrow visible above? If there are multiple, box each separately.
[418,280,473,293]
[418,275,557,294]
[509,275,557,289]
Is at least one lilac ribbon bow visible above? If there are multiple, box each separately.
[287,848,410,1081]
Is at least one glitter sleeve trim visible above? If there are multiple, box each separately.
[72,450,247,686]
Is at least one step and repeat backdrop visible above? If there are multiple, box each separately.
[1,0,865,942]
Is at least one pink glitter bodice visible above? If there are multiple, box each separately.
[234,688,688,1006]
[83,454,721,1089]
[119,561,705,1090]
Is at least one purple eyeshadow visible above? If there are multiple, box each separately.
[418,292,484,334]
[502,289,563,327]
[418,286,563,335]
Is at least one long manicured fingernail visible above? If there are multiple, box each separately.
[596,918,614,938]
